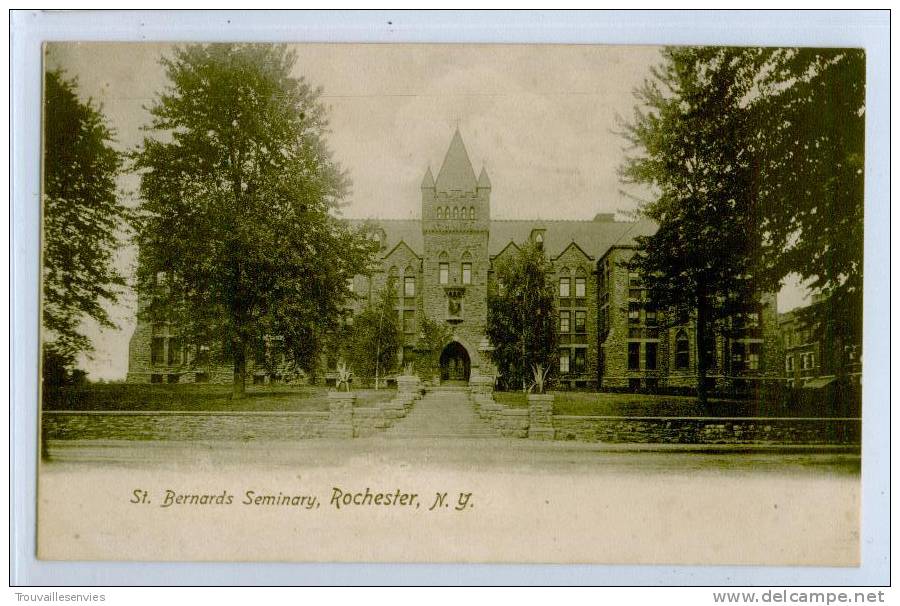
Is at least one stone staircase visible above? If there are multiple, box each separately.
[383,385,499,438]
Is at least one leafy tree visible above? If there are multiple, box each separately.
[620,47,774,402]
[344,277,402,389]
[486,241,558,392]
[754,48,865,376]
[42,69,127,385]
[133,44,377,398]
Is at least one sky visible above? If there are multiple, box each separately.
[44,42,810,380]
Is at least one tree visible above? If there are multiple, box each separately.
[42,69,127,385]
[344,277,402,389]
[486,241,558,392]
[133,44,377,398]
[620,47,774,402]
[754,48,865,376]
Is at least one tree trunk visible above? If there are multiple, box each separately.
[232,339,247,400]
[696,298,710,406]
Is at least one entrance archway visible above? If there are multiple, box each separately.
[439,341,471,383]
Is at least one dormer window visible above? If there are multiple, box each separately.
[530,228,546,249]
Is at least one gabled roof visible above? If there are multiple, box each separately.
[421,166,435,189]
[347,219,423,257]
[434,128,478,192]
[488,217,657,258]
[345,216,657,263]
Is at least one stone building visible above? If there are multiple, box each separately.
[127,129,780,392]
[778,295,862,388]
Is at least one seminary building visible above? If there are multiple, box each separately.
[127,129,781,392]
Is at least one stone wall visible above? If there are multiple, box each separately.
[43,410,330,441]
[551,415,861,445]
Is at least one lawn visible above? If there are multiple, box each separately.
[493,391,797,417]
[42,383,397,412]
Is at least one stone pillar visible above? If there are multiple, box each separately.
[468,374,494,412]
[325,391,355,438]
[527,393,556,440]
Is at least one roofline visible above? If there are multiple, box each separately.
[381,239,422,261]
[552,241,595,263]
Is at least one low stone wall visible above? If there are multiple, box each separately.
[43,380,425,442]
[43,410,330,442]
[471,395,525,438]
[552,416,861,445]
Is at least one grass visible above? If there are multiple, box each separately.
[42,383,397,413]
[493,391,800,417]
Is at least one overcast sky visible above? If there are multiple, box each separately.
[45,42,809,380]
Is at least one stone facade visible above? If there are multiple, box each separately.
[126,129,781,394]
[597,246,781,393]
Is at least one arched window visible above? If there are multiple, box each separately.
[461,251,472,285]
[452,207,458,219]
[436,207,444,219]
[403,265,416,297]
[675,331,690,370]
[469,206,475,220]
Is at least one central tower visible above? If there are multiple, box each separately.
[420,129,492,378]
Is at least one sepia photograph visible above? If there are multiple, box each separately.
[34,38,865,567]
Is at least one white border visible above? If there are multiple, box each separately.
[10,9,890,586]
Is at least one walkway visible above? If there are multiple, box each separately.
[384,386,499,438]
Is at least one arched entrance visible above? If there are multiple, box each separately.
[439,341,471,383]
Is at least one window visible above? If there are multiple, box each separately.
[628,303,640,324]
[628,342,640,370]
[497,280,505,296]
[462,263,472,285]
[439,263,449,285]
[404,276,416,297]
[747,343,761,370]
[559,349,570,373]
[469,206,475,220]
[574,349,586,373]
[645,341,658,370]
[629,271,641,286]
[675,331,690,370]
[437,207,444,219]
[151,337,165,365]
[559,277,570,298]
[559,311,570,333]
[167,338,182,365]
[403,310,415,334]
[403,346,414,365]
[155,271,167,285]
[808,352,815,368]
[452,207,458,219]
[629,288,643,300]
[799,353,807,370]
[535,232,544,247]
[346,278,354,293]
[731,342,745,370]
[574,310,586,333]
[786,356,794,372]
[575,277,586,298]
[645,304,658,326]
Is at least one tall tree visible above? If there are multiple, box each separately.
[486,242,558,392]
[620,47,774,402]
[344,277,402,389]
[42,69,127,383]
[133,44,377,398]
[754,48,865,376]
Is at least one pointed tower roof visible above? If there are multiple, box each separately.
[421,166,435,189]
[477,166,491,189]
[434,128,477,192]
